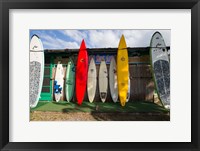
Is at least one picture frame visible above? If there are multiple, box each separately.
[0,0,199,150]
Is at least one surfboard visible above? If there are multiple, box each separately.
[30,35,44,108]
[117,35,129,107]
[150,31,170,109]
[126,76,130,102]
[76,40,88,105]
[54,62,64,102]
[65,58,75,102]
[99,59,108,103]
[109,56,118,103]
[87,57,97,103]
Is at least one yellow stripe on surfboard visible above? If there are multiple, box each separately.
[117,35,129,107]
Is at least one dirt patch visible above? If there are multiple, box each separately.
[30,111,170,121]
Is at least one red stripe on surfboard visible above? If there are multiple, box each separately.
[76,40,88,105]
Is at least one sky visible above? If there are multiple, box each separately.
[30,29,170,49]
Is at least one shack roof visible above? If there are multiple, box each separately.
[44,46,170,56]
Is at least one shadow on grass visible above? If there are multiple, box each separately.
[61,101,96,113]
[90,112,170,121]
[31,100,170,121]
[90,101,170,121]
[52,101,70,106]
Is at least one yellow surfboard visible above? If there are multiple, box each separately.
[117,35,129,106]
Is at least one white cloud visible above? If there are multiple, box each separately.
[60,30,87,43]
[88,30,120,48]
[86,29,170,48]
[159,30,171,46]
[121,30,170,47]
[40,33,79,49]
[32,29,171,50]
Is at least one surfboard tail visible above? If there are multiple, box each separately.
[119,95,127,107]
[77,101,82,106]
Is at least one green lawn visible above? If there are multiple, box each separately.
[30,101,169,113]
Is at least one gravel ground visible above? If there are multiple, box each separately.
[30,111,170,121]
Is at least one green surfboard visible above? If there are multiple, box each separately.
[65,58,75,102]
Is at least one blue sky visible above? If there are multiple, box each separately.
[30,29,170,49]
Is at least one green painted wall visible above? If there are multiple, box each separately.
[39,56,53,101]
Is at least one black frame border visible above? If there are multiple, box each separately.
[0,0,199,151]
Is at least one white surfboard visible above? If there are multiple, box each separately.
[109,56,118,103]
[54,62,64,102]
[126,76,130,102]
[150,32,170,109]
[87,58,97,103]
[30,35,44,108]
[99,59,108,102]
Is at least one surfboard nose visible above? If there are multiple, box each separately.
[80,39,86,50]
[121,34,125,41]
[118,34,127,51]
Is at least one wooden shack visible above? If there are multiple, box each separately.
[39,47,170,102]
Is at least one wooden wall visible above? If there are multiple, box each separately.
[51,55,155,102]
[129,64,154,101]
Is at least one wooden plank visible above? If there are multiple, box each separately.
[129,55,150,63]
[50,56,155,103]
[51,67,56,100]
[62,67,67,101]
[94,65,101,102]
[145,79,154,101]
[129,64,154,102]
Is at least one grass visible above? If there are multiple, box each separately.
[30,101,169,113]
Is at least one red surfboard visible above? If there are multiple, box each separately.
[76,40,88,105]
